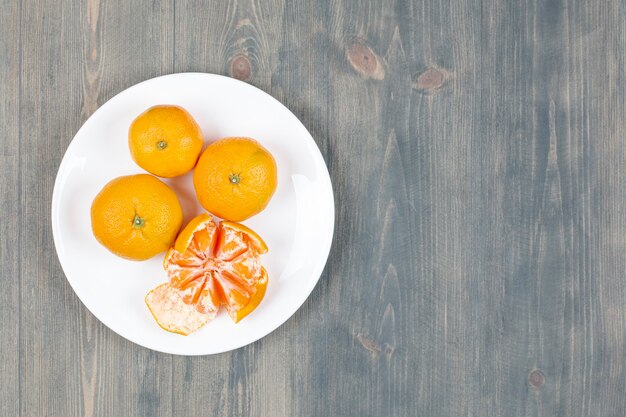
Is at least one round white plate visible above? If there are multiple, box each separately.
[51,73,334,355]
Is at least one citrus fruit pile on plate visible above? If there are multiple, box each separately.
[90,105,277,335]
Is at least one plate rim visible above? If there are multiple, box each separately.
[51,72,335,355]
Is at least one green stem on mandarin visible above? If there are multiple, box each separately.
[132,214,145,228]
[229,173,241,184]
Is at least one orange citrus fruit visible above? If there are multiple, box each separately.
[193,137,277,221]
[145,213,269,335]
[129,105,204,178]
[90,174,183,261]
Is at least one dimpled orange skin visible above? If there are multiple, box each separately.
[90,174,183,261]
[193,137,277,222]
[129,105,204,178]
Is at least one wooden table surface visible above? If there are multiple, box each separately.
[2,0,625,416]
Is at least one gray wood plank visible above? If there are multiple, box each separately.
[0,1,21,416]
[18,2,85,415]
[545,2,626,415]
[322,2,416,416]
[406,1,500,415]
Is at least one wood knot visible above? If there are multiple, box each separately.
[347,40,385,80]
[528,370,545,389]
[355,333,381,355]
[414,68,445,94]
[230,55,251,81]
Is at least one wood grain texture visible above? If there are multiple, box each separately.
[17,1,83,414]
[0,0,21,416]
[0,0,625,415]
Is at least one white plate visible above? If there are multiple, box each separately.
[51,73,334,355]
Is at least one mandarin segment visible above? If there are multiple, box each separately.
[221,221,268,254]
[173,212,214,253]
[232,267,268,323]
